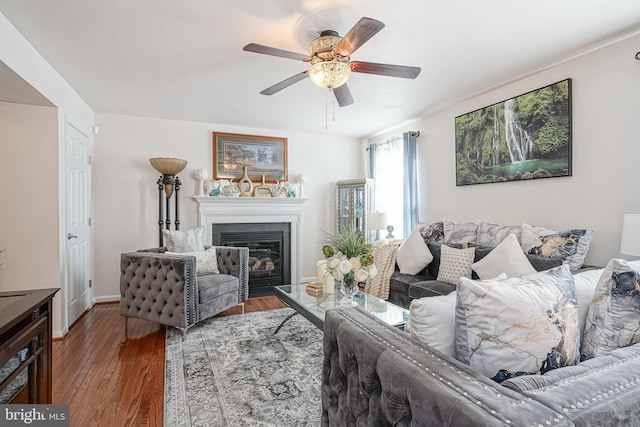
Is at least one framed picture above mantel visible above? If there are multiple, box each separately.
[212,132,288,183]
[455,78,572,186]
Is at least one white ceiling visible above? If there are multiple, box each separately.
[1,0,639,138]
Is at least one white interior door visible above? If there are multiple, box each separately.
[65,121,92,326]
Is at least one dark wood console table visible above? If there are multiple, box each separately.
[0,288,59,404]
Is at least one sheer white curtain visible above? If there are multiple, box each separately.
[370,137,404,237]
[369,131,420,238]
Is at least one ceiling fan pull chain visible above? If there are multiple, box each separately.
[325,90,329,130]
[333,91,337,122]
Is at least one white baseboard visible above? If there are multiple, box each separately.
[93,295,119,303]
[300,276,315,284]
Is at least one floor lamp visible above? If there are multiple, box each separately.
[149,157,188,247]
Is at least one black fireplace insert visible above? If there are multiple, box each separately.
[212,222,291,296]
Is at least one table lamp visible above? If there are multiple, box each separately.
[620,214,640,256]
[368,212,388,241]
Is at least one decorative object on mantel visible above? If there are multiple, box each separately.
[213,132,288,183]
[297,174,307,198]
[271,182,287,198]
[455,79,571,186]
[238,166,254,197]
[149,157,188,246]
[193,168,208,197]
[221,180,241,197]
[253,175,272,197]
[620,214,640,257]
[321,228,377,306]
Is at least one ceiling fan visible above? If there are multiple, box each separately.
[243,17,421,107]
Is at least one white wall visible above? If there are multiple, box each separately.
[0,102,59,292]
[0,12,95,337]
[92,113,362,300]
[368,33,640,267]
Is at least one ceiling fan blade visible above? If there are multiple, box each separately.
[260,71,309,95]
[350,61,421,79]
[334,17,385,57]
[243,43,310,61]
[333,84,354,107]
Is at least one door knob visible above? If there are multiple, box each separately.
[67,233,78,240]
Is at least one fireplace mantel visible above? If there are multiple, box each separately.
[192,196,307,283]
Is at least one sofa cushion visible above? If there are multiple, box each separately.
[163,226,205,252]
[407,280,456,300]
[471,234,536,279]
[166,247,220,274]
[437,245,475,285]
[520,223,593,270]
[443,220,478,246]
[456,265,580,381]
[197,273,239,303]
[581,259,640,360]
[477,221,522,247]
[397,226,433,274]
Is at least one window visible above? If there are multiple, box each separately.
[369,131,419,238]
[370,137,404,236]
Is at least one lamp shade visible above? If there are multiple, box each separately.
[620,214,640,256]
[149,157,188,175]
[368,212,388,230]
[308,61,351,89]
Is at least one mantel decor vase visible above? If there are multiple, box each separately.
[238,166,253,197]
[339,277,359,306]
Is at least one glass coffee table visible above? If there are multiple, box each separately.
[273,283,409,333]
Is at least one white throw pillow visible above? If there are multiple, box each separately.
[166,246,220,274]
[572,268,601,337]
[405,273,507,358]
[437,245,475,285]
[397,226,434,274]
[471,234,536,279]
[455,265,580,381]
[163,226,205,252]
[406,292,457,357]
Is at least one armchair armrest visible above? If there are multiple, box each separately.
[119,252,198,329]
[212,246,250,303]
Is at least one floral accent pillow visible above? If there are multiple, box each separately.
[419,221,444,243]
[477,221,522,247]
[455,265,580,382]
[443,221,478,247]
[437,245,475,285]
[519,223,593,270]
[581,259,640,360]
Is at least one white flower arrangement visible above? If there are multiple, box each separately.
[322,228,377,285]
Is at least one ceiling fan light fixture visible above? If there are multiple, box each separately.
[308,60,351,89]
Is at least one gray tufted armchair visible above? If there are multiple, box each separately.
[119,246,249,335]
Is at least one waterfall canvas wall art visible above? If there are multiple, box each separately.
[455,79,571,186]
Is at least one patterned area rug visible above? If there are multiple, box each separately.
[164,308,323,426]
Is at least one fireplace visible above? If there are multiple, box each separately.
[193,196,307,292]
[212,222,291,296]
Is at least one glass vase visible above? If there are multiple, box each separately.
[339,277,359,306]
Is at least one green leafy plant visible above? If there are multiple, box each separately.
[321,228,376,283]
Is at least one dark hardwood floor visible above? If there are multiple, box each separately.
[52,296,286,427]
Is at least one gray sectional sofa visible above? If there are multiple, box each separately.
[322,306,640,426]
[388,242,563,309]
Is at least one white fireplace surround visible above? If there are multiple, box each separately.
[193,196,307,284]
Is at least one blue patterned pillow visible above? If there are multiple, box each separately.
[520,223,593,271]
[581,259,640,360]
[456,265,580,382]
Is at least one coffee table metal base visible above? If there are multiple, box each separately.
[273,311,299,334]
